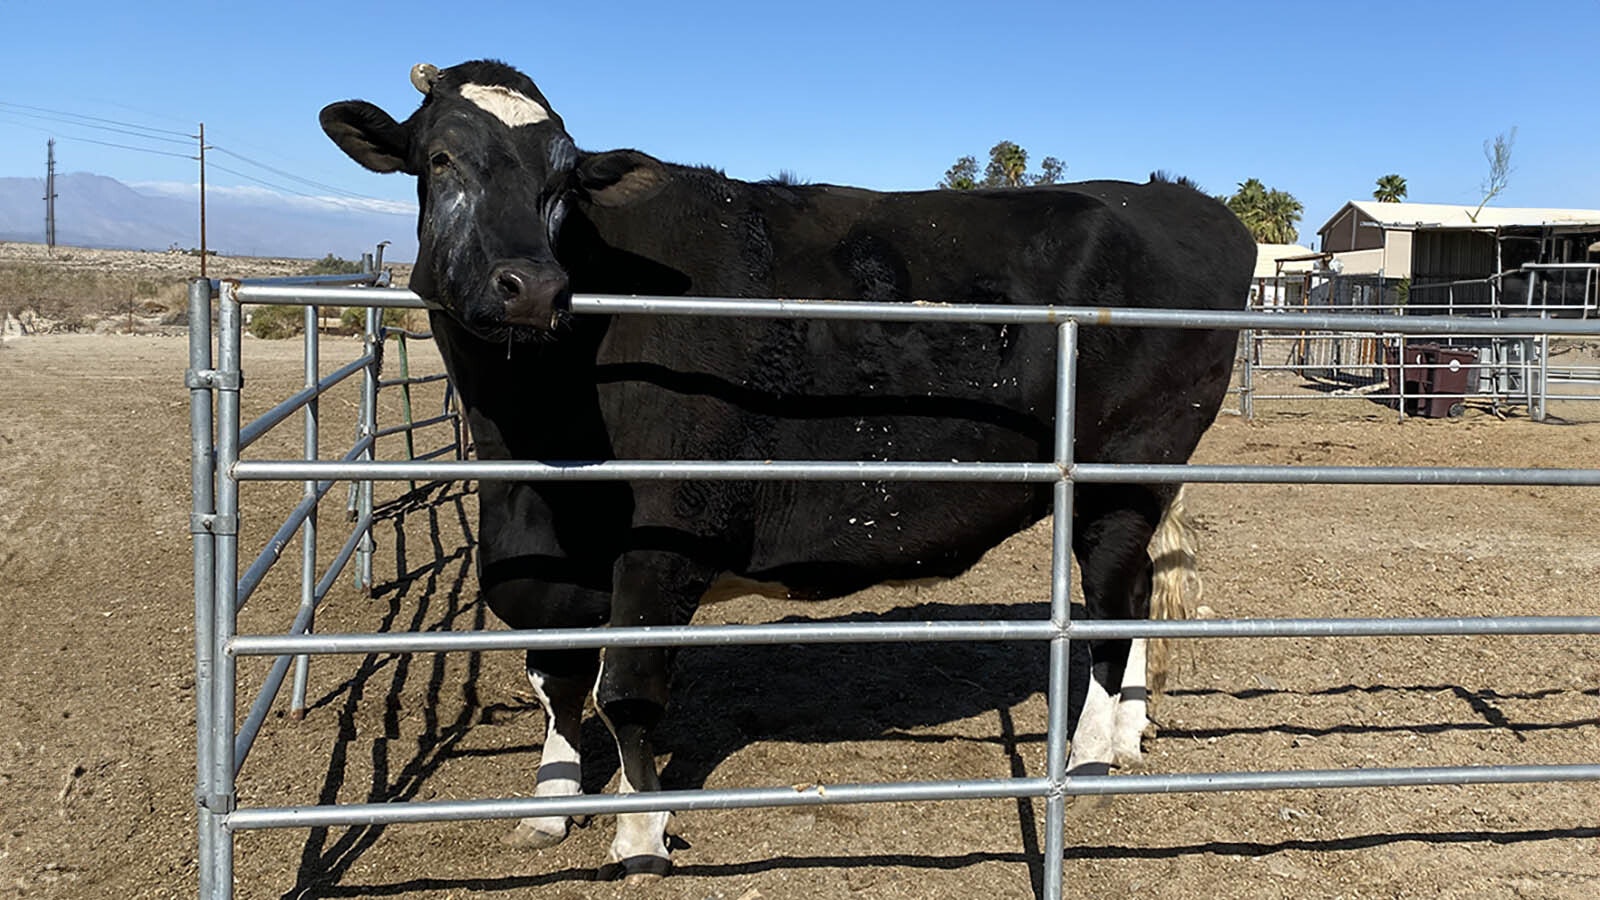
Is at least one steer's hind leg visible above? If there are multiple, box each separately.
[503,649,598,849]
[1113,637,1151,768]
[1066,486,1164,778]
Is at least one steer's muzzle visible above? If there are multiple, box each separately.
[491,261,571,329]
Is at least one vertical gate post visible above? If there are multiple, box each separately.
[396,332,419,492]
[1525,272,1546,421]
[354,305,379,592]
[207,281,245,897]
[1042,320,1079,900]
[1396,333,1407,423]
[290,305,320,717]
[187,278,217,899]
[1240,329,1255,421]
[1535,317,1551,423]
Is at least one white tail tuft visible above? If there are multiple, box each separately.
[1146,486,1202,694]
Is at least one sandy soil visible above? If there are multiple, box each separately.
[1,332,1597,900]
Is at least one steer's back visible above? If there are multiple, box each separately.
[580,175,1252,594]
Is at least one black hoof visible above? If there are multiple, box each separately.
[1066,761,1113,778]
[596,855,673,883]
[1065,761,1116,814]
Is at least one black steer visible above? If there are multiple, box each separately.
[322,59,1254,880]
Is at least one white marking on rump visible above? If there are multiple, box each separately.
[460,83,550,128]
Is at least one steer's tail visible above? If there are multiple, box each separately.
[1146,485,1201,694]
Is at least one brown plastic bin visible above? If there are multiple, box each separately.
[1386,342,1477,418]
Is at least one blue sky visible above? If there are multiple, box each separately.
[5,0,1599,250]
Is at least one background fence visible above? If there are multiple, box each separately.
[189,281,1600,900]
[1237,263,1600,422]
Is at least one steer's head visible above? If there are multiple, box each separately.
[320,60,662,342]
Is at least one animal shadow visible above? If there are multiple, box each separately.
[656,602,1083,793]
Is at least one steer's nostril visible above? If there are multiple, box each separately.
[496,271,524,299]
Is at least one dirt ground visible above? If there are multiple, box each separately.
[1,332,1597,900]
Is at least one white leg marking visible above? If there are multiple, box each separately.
[1113,638,1150,768]
[609,749,670,874]
[593,663,671,880]
[1067,673,1120,775]
[460,83,550,127]
[503,670,582,849]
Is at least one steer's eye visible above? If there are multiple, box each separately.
[430,151,453,175]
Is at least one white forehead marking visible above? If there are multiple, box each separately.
[460,83,550,128]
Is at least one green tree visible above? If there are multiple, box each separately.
[1034,156,1065,185]
[1225,178,1303,243]
[1373,173,1408,203]
[940,155,979,190]
[939,143,1065,189]
[986,141,1029,188]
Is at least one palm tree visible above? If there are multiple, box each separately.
[1226,178,1270,239]
[1373,174,1408,203]
[1225,178,1303,243]
[985,141,1029,188]
[940,143,1062,189]
[1261,189,1303,243]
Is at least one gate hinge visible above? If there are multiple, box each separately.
[186,368,243,391]
[190,513,239,536]
[198,791,237,815]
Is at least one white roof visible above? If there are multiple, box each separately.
[1254,243,1319,278]
[1325,200,1600,233]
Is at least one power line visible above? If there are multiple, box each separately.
[211,146,372,200]
[0,99,194,138]
[207,160,325,198]
[0,106,194,145]
[50,132,195,159]
[206,161,401,212]
[2,100,406,208]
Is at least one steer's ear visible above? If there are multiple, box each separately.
[576,150,667,208]
[319,101,415,174]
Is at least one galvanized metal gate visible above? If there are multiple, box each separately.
[189,277,1600,899]
[1238,264,1600,421]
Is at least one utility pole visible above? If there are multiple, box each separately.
[44,139,58,251]
[196,123,209,277]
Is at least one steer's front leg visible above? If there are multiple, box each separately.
[593,548,708,882]
[503,651,596,848]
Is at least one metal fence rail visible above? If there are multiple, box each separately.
[190,285,1600,900]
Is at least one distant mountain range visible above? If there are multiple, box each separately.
[0,172,417,261]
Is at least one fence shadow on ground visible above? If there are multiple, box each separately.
[286,480,492,898]
[278,477,1094,896]
[1163,683,1600,741]
[275,480,1599,898]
